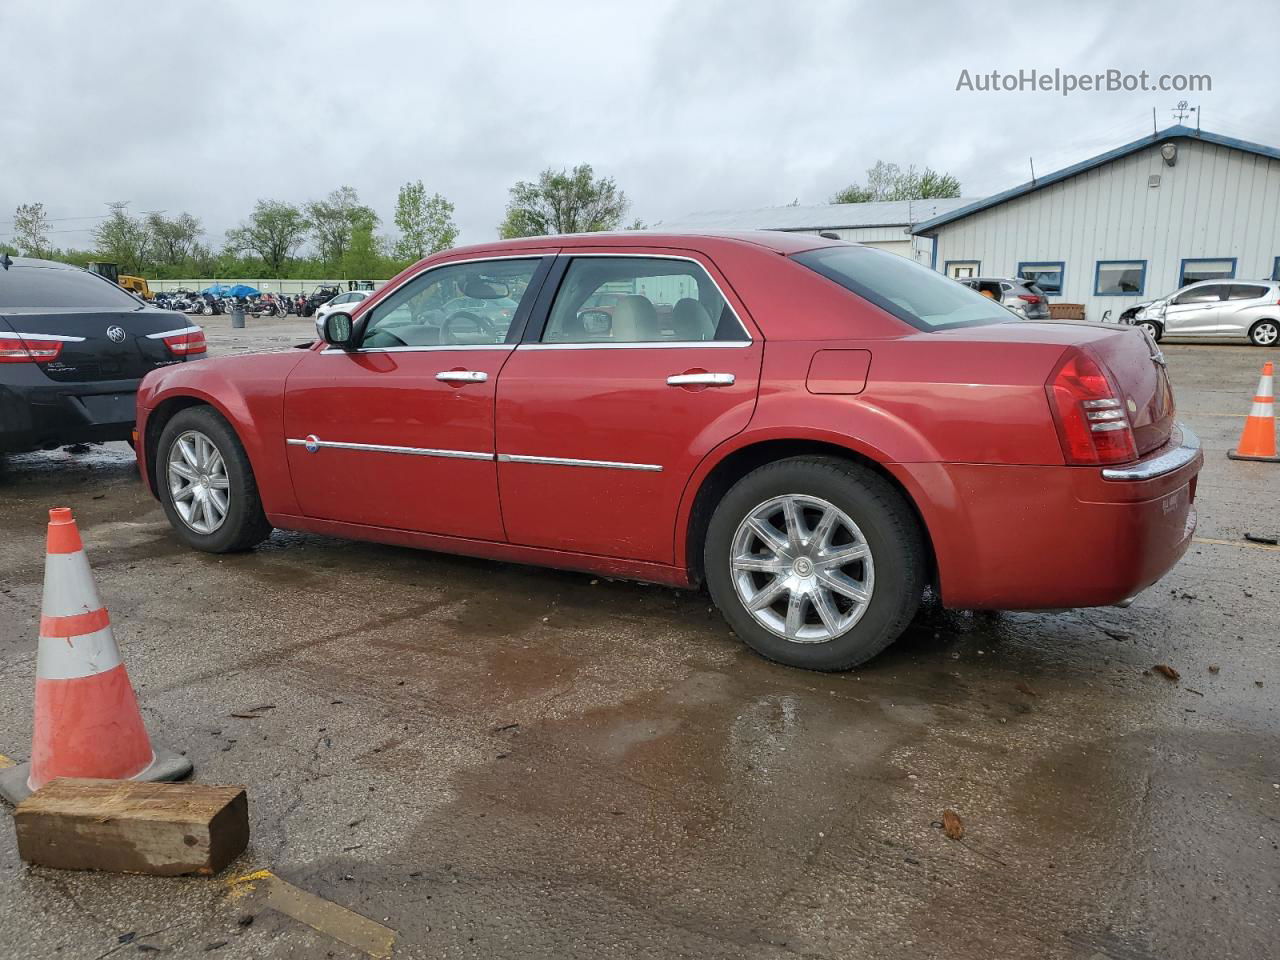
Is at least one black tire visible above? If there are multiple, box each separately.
[703,456,925,671]
[155,406,272,553]
[1248,319,1279,347]
[1137,319,1163,342]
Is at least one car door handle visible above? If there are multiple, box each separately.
[666,373,735,387]
[436,370,488,383]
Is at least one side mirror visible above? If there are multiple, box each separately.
[322,311,356,349]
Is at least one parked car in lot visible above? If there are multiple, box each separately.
[1127,279,1280,346]
[312,290,373,337]
[956,276,1052,320]
[135,233,1201,671]
[0,256,206,455]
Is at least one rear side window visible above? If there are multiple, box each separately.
[1228,284,1269,300]
[0,265,143,310]
[792,246,1010,331]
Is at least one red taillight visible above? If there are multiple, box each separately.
[1018,294,1042,304]
[0,336,63,363]
[163,330,206,356]
[1045,347,1138,465]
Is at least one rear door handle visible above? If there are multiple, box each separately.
[436,370,488,383]
[666,373,735,387]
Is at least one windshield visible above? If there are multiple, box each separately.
[0,264,144,311]
[792,246,1011,331]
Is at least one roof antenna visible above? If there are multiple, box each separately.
[1029,157,1036,185]
[1153,107,1158,137]
[0,253,12,271]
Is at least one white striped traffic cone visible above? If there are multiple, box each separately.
[0,507,193,804]
[1227,361,1279,462]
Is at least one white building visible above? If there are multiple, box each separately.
[661,198,977,263]
[912,125,1280,322]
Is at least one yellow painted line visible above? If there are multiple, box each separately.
[1193,536,1280,553]
[0,755,14,769]
[226,869,396,958]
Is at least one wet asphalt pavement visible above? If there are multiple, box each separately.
[0,315,1276,959]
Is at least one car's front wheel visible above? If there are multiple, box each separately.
[1137,319,1163,342]
[1249,319,1279,347]
[704,456,925,671]
[156,406,272,553]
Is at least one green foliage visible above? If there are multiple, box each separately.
[498,164,630,238]
[831,161,961,204]
[92,203,151,274]
[305,186,378,268]
[225,200,310,275]
[13,202,51,257]
[147,212,204,264]
[393,181,458,261]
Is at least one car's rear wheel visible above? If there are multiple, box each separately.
[1249,319,1279,346]
[157,406,272,553]
[1137,319,1163,342]
[704,456,925,671]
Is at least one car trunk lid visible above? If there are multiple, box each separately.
[0,308,200,383]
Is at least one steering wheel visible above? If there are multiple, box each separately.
[441,310,495,344]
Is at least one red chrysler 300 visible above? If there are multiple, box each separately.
[135,232,1201,670]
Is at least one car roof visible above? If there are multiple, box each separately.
[431,230,841,259]
[1,256,84,272]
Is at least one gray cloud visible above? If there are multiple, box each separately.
[2,0,1278,251]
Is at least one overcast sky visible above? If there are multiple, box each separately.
[3,0,1278,252]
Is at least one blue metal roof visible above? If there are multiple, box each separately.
[911,126,1280,235]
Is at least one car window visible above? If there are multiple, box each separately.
[0,264,144,310]
[1016,263,1064,296]
[541,257,747,344]
[1228,284,1269,300]
[793,246,1010,331]
[360,258,539,348]
[1173,284,1228,304]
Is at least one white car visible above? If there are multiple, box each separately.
[313,290,373,337]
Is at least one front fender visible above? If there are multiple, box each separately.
[139,353,306,516]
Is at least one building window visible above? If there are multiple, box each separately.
[1178,258,1236,285]
[1094,260,1147,296]
[1017,261,1064,296]
[944,260,980,279]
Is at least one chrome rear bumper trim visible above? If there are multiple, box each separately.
[1101,424,1201,481]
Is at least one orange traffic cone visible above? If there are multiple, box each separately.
[1227,362,1279,463]
[0,507,192,804]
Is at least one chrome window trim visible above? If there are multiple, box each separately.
[320,344,514,355]
[145,325,203,339]
[498,453,663,472]
[0,331,87,342]
[518,340,751,351]
[286,438,493,461]
[1101,423,1200,481]
[539,252,754,345]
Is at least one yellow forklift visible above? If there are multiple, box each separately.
[87,261,153,300]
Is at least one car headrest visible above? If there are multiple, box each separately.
[671,298,713,341]
[610,295,659,342]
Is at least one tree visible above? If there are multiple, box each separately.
[147,212,204,265]
[13,202,50,257]
[831,161,961,204]
[305,186,378,267]
[498,164,630,238]
[393,181,458,260]
[342,220,385,280]
[92,203,151,274]
[225,200,309,276]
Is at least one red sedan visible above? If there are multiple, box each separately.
[135,232,1201,670]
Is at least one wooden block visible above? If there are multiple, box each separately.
[14,778,248,876]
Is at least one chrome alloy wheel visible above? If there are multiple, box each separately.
[1254,321,1279,346]
[167,429,229,534]
[729,494,875,644]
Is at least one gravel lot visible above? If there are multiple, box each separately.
[0,315,1276,959]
